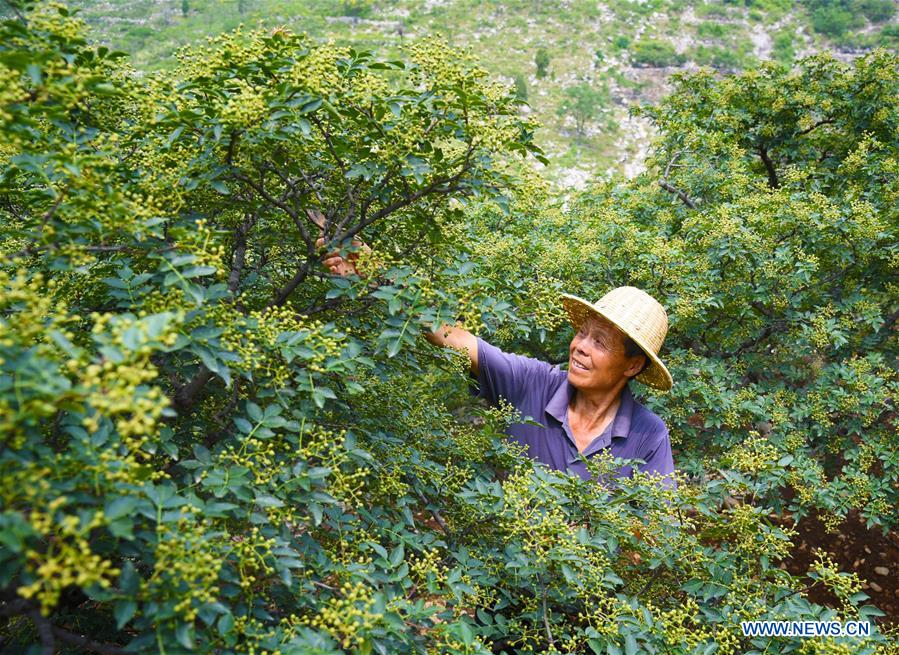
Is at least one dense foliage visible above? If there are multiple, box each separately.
[38,0,899,182]
[802,0,896,37]
[1,3,897,654]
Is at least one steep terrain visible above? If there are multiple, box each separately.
[70,0,898,185]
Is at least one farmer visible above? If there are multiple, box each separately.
[320,241,675,489]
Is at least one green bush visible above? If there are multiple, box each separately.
[690,44,746,71]
[126,24,155,39]
[772,29,795,63]
[1,3,897,654]
[697,20,734,39]
[556,81,610,136]
[631,39,686,67]
[535,46,550,78]
[858,0,896,22]
[622,51,899,536]
[512,72,528,101]
[879,23,899,46]
[612,34,631,50]
[810,4,854,36]
[695,2,733,18]
[341,0,373,18]
[803,0,886,36]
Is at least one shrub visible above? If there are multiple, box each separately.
[810,4,853,36]
[610,52,899,537]
[858,0,895,22]
[695,2,733,18]
[127,24,155,39]
[772,29,795,63]
[697,20,733,38]
[631,39,686,67]
[557,81,610,136]
[691,44,746,71]
[513,72,528,101]
[341,0,373,18]
[879,23,899,46]
[535,46,549,78]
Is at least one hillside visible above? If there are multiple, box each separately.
[69,0,898,185]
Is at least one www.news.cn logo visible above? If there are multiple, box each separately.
[741,621,871,638]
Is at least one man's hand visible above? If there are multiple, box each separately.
[316,236,368,277]
[309,209,478,375]
[425,325,479,377]
[309,209,371,277]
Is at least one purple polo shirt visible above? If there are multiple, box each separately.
[472,338,675,488]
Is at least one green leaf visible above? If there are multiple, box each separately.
[114,599,137,629]
[119,561,140,595]
[389,544,405,567]
[299,98,323,114]
[105,496,137,521]
[175,621,195,650]
[218,612,234,635]
[255,494,285,508]
[858,605,885,619]
[458,621,474,646]
[247,402,263,422]
[624,634,638,655]
[312,386,337,408]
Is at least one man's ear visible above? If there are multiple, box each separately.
[625,353,647,378]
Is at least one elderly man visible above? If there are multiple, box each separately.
[322,244,675,488]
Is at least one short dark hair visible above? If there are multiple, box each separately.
[624,336,650,377]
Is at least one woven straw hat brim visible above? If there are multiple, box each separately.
[560,293,673,391]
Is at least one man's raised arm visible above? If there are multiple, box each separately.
[424,324,479,377]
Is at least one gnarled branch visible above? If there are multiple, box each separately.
[758,146,779,189]
[659,150,697,210]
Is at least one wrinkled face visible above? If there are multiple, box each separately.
[568,315,645,393]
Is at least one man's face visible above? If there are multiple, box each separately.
[568,315,645,393]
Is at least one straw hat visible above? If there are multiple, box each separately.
[560,286,673,391]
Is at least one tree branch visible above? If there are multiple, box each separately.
[0,597,32,617]
[795,118,835,137]
[52,625,130,655]
[636,566,664,597]
[268,261,313,308]
[27,609,55,655]
[659,150,697,210]
[413,488,453,540]
[336,145,476,247]
[538,575,555,649]
[659,181,697,210]
[228,211,256,295]
[173,367,214,411]
[225,129,241,165]
[758,146,779,189]
[309,114,358,228]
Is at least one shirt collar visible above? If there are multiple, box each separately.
[545,380,635,440]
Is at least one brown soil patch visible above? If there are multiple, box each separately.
[779,508,899,629]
